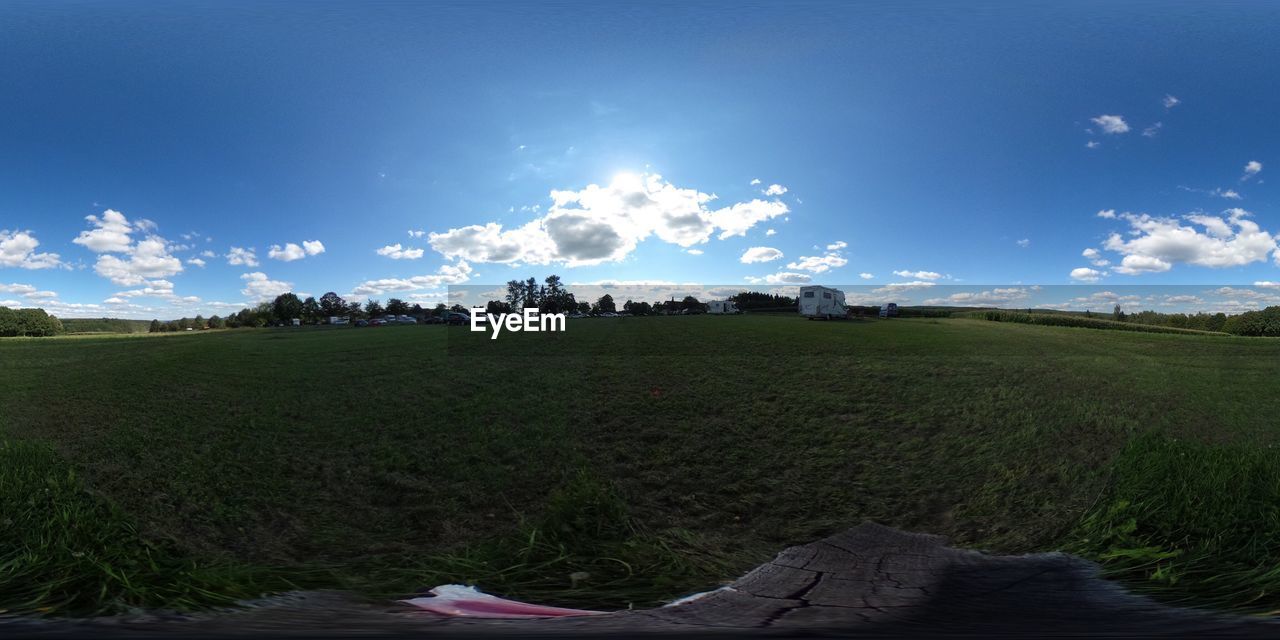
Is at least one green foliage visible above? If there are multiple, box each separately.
[1221,306,1280,336]
[385,298,409,316]
[0,307,65,337]
[1069,433,1280,613]
[0,440,295,616]
[272,293,303,324]
[595,293,616,313]
[729,290,796,311]
[60,318,151,335]
[964,310,1228,335]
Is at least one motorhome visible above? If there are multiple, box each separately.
[707,300,740,314]
[798,286,846,319]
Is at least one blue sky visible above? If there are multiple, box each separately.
[3,0,1280,318]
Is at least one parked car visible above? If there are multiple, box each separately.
[446,312,470,326]
[425,315,444,324]
[354,319,369,327]
[397,315,417,324]
[370,318,387,326]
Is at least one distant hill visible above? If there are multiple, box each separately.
[60,318,153,334]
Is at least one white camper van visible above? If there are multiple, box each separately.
[707,300,740,314]
[798,285,846,319]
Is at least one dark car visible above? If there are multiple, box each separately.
[425,315,444,324]
[354,319,369,327]
[446,312,470,326]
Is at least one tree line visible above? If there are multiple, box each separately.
[0,306,65,337]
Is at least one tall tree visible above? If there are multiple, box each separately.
[524,277,540,308]
[319,292,346,318]
[386,298,410,315]
[506,280,524,309]
[272,293,304,323]
[596,294,616,313]
[301,296,321,324]
[364,299,385,318]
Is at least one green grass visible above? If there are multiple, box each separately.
[2,316,1280,615]
[0,440,298,615]
[1069,433,1280,612]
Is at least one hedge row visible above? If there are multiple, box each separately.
[957,310,1228,336]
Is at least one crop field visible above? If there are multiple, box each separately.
[3,315,1280,617]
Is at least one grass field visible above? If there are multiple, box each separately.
[3,316,1280,616]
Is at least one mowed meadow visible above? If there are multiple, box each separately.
[3,315,1280,616]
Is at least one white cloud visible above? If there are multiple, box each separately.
[1091,115,1130,134]
[1070,267,1104,282]
[1113,254,1172,274]
[892,269,943,280]
[376,243,426,260]
[764,184,788,196]
[826,241,847,251]
[1096,209,1116,219]
[859,273,874,280]
[349,261,472,297]
[115,279,178,299]
[1086,141,1101,149]
[187,257,206,267]
[1016,238,1030,248]
[73,210,135,253]
[788,254,848,273]
[240,272,293,301]
[428,173,788,267]
[1219,189,1242,200]
[226,247,258,266]
[1102,209,1276,273]
[685,248,703,255]
[91,235,184,286]
[200,250,216,258]
[1163,94,1180,109]
[765,229,777,236]
[268,240,324,262]
[0,283,37,296]
[740,246,784,264]
[1243,160,1263,181]
[923,287,1030,307]
[1142,122,1163,137]
[0,230,63,270]
[1081,248,1110,267]
[873,281,936,293]
[745,272,811,285]
[749,178,761,186]
[408,229,427,238]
